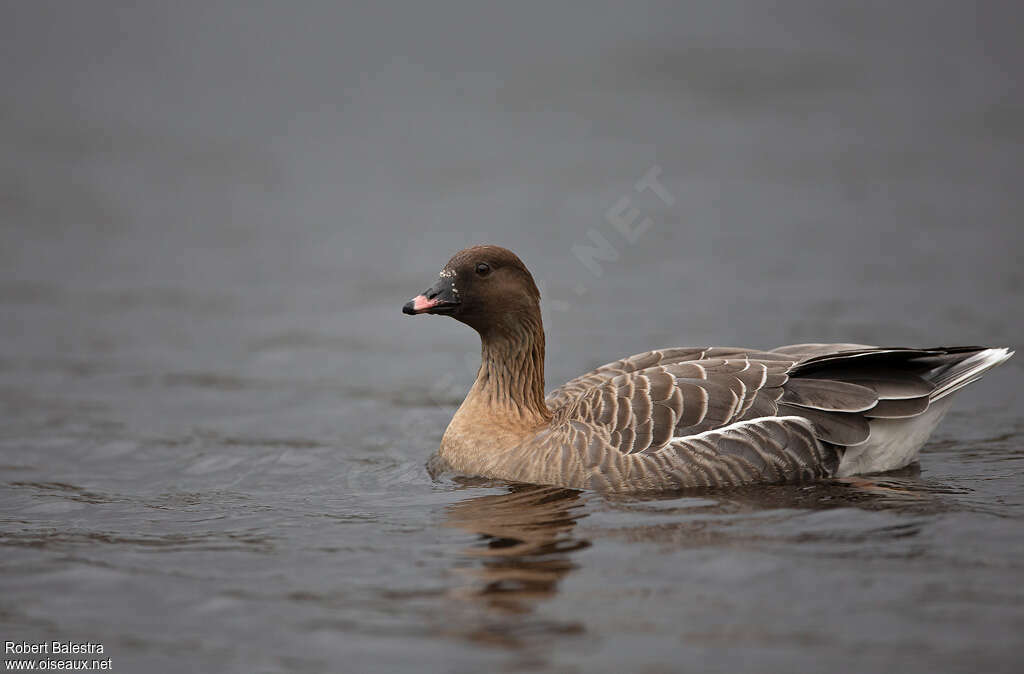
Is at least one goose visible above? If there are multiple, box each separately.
[402,245,1012,493]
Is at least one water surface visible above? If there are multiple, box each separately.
[1,1,1022,672]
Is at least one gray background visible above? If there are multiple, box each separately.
[1,2,1022,672]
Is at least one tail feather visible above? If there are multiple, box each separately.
[925,347,1013,401]
[782,345,1013,475]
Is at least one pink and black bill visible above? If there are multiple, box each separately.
[402,276,460,315]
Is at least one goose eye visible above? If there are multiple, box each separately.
[475,262,491,277]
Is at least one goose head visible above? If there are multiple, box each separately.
[402,245,541,335]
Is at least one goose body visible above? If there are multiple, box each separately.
[404,246,1012,493]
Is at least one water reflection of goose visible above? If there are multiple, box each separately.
[590,467,981,553]
[603,465,975,517]
[444,485,589,615]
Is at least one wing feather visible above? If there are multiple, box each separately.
[780,378,879,412]
[529,344,1008,491]
[551,355,795,457]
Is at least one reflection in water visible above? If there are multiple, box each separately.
[442,485,589,648]
[592,466,987,554]
[441,469,971,611]
[605,465,977,516]
[439,466,980,629]
[445,485,589,611]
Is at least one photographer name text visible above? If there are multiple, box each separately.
[6,642,104,655]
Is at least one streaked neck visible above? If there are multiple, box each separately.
[470,311,551,427]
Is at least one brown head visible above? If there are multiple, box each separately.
[402,245,542,336]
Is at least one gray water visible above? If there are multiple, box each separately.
[1,2,1022,672]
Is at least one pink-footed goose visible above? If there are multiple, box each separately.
[403,245,1013,493]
